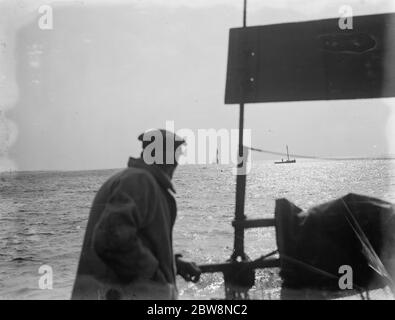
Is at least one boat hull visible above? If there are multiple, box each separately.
[274,160,296,164]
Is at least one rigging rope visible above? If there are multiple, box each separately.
[249,146,395,161]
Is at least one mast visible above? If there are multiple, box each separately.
[286,145,289,161]
[232,0,247,262]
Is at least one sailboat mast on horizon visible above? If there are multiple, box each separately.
[275,145,296,164]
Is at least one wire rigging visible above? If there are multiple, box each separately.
[249,146,395,161]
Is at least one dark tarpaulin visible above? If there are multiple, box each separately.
[275,193,395,290]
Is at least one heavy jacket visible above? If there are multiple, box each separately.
[71,158,178,299]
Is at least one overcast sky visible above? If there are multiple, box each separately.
[1,0,395,171]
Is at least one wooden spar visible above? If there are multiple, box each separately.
[232,105,247,260]
[243,0,247,26]
[199,257,280,274]
[231,0,247,261]
[198,0,280,279]
[198,0,278,275]
[232,218,275,229]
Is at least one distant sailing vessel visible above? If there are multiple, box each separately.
[275,145,296,164]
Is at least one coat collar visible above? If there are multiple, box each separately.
[127,157,176,193]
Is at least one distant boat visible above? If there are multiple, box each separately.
[275,145,296,164]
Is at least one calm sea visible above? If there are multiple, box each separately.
[1,160,394,299]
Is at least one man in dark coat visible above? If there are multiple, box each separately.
[71,129,201,299]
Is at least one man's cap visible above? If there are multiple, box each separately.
[138,129,186,149]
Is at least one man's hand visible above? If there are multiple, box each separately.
[175,255,201,283]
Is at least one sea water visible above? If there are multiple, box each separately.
[1,160,394,299]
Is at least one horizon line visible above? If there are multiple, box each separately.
[2,157,395,174]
